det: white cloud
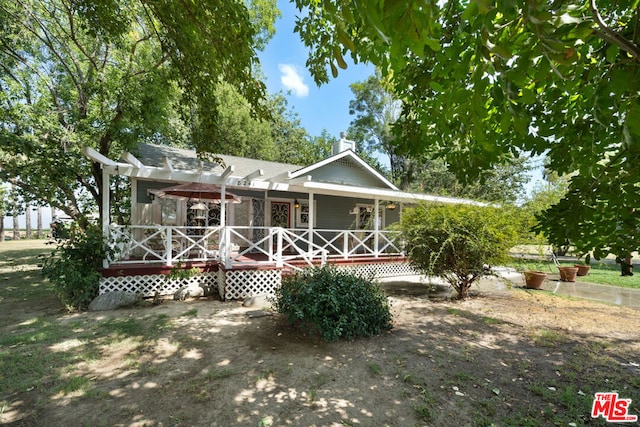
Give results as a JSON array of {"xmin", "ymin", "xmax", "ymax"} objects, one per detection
[{"xmin": 278, "ymin": 64, "xmax": 309, "ymax": 97}]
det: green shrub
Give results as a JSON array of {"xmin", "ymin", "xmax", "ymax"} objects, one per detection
[
  {"xmin": 42, "ymin": 223, "xmax": 107, "ymax": 311},
  {"xmin": 273, "ymin": 266, "xmax": 393, "ymax": 341},
  {"xmin": 401, "ymin": 203, "xmax": 520, "ymax": 300}
]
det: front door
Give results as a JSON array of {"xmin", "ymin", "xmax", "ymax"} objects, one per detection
[{"xmin": 270, "ymin": 201, "xmax": 291, "ymax": 228}]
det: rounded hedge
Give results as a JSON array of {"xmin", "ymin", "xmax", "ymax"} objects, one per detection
[{"xmin": 272, "ymin": 266, "xmax": 393, "ymax": 341}]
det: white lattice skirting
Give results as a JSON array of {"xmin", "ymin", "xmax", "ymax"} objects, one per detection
[
  {"xmin": 220, "ymin": 269, "xmax": 282, "ymax": 301},
  {"xmin": 335, "ymin": 262, "xmax": 418, "ymax": 278},
  {"xmin": 99, "ymin": 272, "xmax": 220, "ymax": 298},
  {"xmin": 99, "ymin": 262, "xmax": 416, "ymax": 300}
]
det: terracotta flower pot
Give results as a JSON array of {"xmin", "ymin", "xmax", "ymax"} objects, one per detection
[
  {"xmin": 524, "ymin": 271, "xmax": 547, "ymax": 289},
  {"xmin": 558, "ymin": 266, "xmax": 579, "ymax": 282},
  {"xmin": 574, "ymin": 264, "xmax": 591, "ymax": 276}
]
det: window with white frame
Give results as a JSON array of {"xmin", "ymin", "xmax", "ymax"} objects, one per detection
[{"xmin": 296, "ymin": 201, "xmax": 316, "ymax": 227}]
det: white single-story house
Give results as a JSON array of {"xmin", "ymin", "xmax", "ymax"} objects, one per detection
[{"xmin": 85, "ymin": 135, "xmax": 484, "ymax": 300}]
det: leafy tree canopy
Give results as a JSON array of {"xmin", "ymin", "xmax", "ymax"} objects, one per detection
[
  {"xmin": 347, "ymin": 71, "xmax": 529, "ymax": 202},
  {"xmin": 0, "ymin": 0, "xmax": 277, "ymax": 221},
  {"xmin": 293, "ymin": 0, "xmax": 640, "ymax": 260},
  {"xmin": 212, "ymin": 85, "xmax": 332, "ymax": 165}
]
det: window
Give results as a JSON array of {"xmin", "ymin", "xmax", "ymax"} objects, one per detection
[{"xmin": 296, "ymin": 202, "xmax": 316, "ymax": 227}]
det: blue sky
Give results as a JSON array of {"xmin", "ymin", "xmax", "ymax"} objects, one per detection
[{"xmin": 258, "ymin": 0, "xmax": 374, "ymax": 140}]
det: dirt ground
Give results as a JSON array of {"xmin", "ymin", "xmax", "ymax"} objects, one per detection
[{"xmin": 2, "ymin": 270, "xmax": 640, "ymax": 426}]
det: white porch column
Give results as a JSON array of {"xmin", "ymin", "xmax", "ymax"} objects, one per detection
[
  {"xmin": 374, "ymin": 199, "xmax": 380, "ymax": 258},
  {"xmin": 307, "ymin": 192, "xmax": 314, "ymax": 258},
  {"xmin": 130, "ymin": 179, "xmax": 137, "ymax": 225},
  {"xmin": 101, "ymin": 167, "xmax": 110, "ymax": 268},
  {"xmin": 219, "ymin": 183, "xmax": 227, "ymax": 267},
  {"xmin": 220, "ymin": 183, "xmax": 227, "ymax": 227}
]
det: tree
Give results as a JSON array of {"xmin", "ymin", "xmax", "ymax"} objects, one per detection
[
  {"xmin": 400, "ymin": 203, "xmax": 520, "ymax": 300},
  {"xmin": 6, "ymin": 187, "xmax": 22, "ymax": 240},
  {"xmin": 348, "ymin": 73, "xmax": 529, "ymax": 202},
  {"xmin": 522, "ymin": 171, "xmax": 571, "ymax": 253},
  {"xmin": 292, "ymin": 1, "xmax": 640, "ymax": 263},
  {"xmin": 284, "ymin": 129, "xmax": 333, "ymax": 166},
  {"xmin": 409, "ymin": 156, "xmax": 531, "ymax": 205},
  {"xmin": 0, "ymin": 0, "xmax": 277, "ymax": 224},
  {"xmin": 347, "ymin": 71, "xmax": 408, "ymax": 188},
  {"xmin": 197, "ymin": 85, "xmax": 331, "ymax": 166},
  {"xmin": 0, "ymin": 184, "xmax": 5, "ymax": 241}
]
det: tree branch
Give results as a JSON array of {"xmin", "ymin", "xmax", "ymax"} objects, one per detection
[{"xmin": 590, "ymin": 0, "xmax": 640, "ymax": 60}]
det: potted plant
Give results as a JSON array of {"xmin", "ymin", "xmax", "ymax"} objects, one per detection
[
  {"xmin": 524, "ymin": 270, "xmax": 547, "ymax": 289},
  {"xmin": 573, "ymin": 263, "xmax": 591, "ymax": 276},
  {"xmin": 558, "ymin": 265, "xmax": 579, "ymax": 282}
]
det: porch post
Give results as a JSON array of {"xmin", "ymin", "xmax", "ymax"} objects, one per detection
[
  {"xmin": 307, "ymin": 192, "xmax": 314, "ymax": 259},
  {"xmin": 275, "ymin": 228, "xmax": 283, "ymax": 268},
  {"xmin": 374, "ymin": 199, "xmax": 380, "ymax": 258},
  {"xmin": 220, "ymin": 183, "xmax": 226, "ymax": 227},
  {"xmin": 130, "ymin": 178, "xmax": 137, "ymax": 225},
  {"xmin": 220, "ymin": 183, "xmax": 227, "ymax": 267},
  {"xmin": 224, "ymin": 226, "xmax": 232, "ymax": 269},
  {"xmin": 101, "ymin": 167, "xmax": 110, "ymax": 268}
]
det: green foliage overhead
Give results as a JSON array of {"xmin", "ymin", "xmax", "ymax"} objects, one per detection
[
  {"xmin": 346, "ymin": 71, "xmax": 405, "ymax": 187},
  {"xmin": 0, "ymin": 0, "xmax": 277, "ymax": 221},
  {"xmin": 293, "ymin": 0, "xmax": 640, "ymax": 261},
  {"xmin": 400, "ymin": 204, "xmax": 521, "ymax": 299},
  {"xmin": 273, "ymin": 266, "xmax": 393, "ymax": 341},
  {"xmin": 347, "ymin": 72, "xmax": 530, "ymax": 202},
  {"xmin": 42, "ymin": 223, "xmax": 108, "ymax": 311}
]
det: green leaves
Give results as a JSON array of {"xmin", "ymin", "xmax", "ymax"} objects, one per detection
[
  {"xmin": 273, "ymin": 266, "xmax": 392, "ymax": 341},
  {"xmin": 401, "ymin": 204, "xmax": 521, "ymax": 299},
  {"xmin": 0, "ymin": 0, "xmax": 277, "ymax": 220},
  {"xmin": 294, "ymin": 0, "xmax": 640, "ymax": 258},
  {"xmin": 42, "ymin": 224, "xmax": 107, "ymax": 310}
]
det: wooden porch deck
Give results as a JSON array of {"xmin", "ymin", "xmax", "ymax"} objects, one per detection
[{"xmin": 101, "ymin": 252, "xmax": 408, "ymax": 278}]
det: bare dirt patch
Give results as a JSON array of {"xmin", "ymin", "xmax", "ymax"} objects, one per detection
[{"xmin": 2, "ymin": 257, "xmax": 640, "ymax": 426}]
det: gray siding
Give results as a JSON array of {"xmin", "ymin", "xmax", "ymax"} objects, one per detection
[{"xmin": 310, "ymin": 163, "xmax": 388, "ymax": 188}]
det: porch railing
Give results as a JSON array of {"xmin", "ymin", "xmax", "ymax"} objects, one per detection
[{"xmin": 106, "ymin": 225, "xmax": 404, "ymax": 269}]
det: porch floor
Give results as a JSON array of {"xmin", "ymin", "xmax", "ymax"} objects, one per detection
[{"xmin": 101, "ymin": 252, "xmax": 408, "ymax": 277}]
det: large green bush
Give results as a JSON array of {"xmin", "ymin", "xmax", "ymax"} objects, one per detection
[
  {"xmin": 401, "ymin": 203, "xmax": 520, "ymax": 300},
  {"xmin": 273, "ymin": 266, "xmax": 392, "ymax": 341},
  {"xmin": 42, "ymin": 223, "xmax": 107, "ymax": 311}
]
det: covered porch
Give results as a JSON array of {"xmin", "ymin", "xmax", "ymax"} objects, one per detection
[{"xmin": 85, "ymin": 142, "xmax": 483, "ymax": 300}]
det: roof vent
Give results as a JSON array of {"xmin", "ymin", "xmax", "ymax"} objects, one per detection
[{"xmin": 332, "ymin": 132, "xmax": 356, "ymax": 155}]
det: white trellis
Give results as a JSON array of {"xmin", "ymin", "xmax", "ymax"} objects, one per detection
[
  {"xmin": 98, "ymin": 261, "xmax": 417, "ymax": 300},
  {"xmin": 99, "ymin": 272, "xmax": 220, "ymax": 298},
  {"xmin": 219, "ymin": 269, "xmax": 282, "ymax": 301}
]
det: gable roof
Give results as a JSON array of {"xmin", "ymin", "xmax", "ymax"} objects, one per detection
[
  {"xmin": 84, "ymin": 142, "xmax": 486, "ymax": 206},
  {"xmin": 132, "ymin": 143, "xmax": 397, "ymax": 191},
  {"xmin": 134, "ymin": 143, "xmax": 303, "ymax": 179},
  {"xmin": 291, "ymin": 149, "xmax": 398, "ymax": 191}
]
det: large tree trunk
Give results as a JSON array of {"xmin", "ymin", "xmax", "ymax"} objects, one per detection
[
  {"xmin": 37, "ymin": 206, "xmax": 43, "ymax": 239},
  {"xmin": 12, "ymin": 205, "xmax": 20, "ymax": 240},
  {"xmin": 25, "ymin": 205, "xmax": 32, "ymax": 239},
  {"xmin": 617, "ymin": 256, "xmax": 634, "ymax": 276},
  {"xmin": 0, "ymin": 215, "xmax": 4, "ymax": 241}
]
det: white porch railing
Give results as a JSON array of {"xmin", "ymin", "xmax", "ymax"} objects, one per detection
[{"xmin": 107, "ymin": 225, "xmax": 404, "ymax": 270}]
